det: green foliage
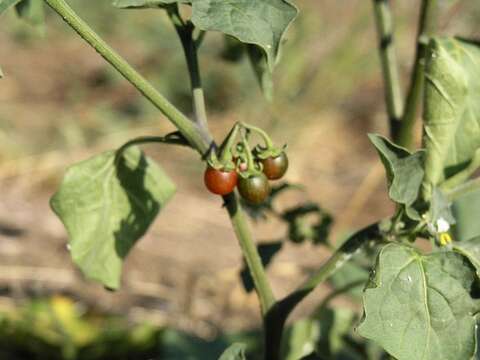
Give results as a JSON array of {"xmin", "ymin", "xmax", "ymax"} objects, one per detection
[
  {"xmin": 15, "ymin": 0, "xmax": 44, "ymax": 25},
  {"xmin": 452, "ymin": 187, "xmax": 480, "ymax": 241},
  {"xmin": 160, "ymin": 329, "xmax": 228, "ymax": 359},
  {"xmin": 358, "ymin": 243, "xmax": 480, "ymax": 360},
  {"xmin": 7, "ymin": 1, "xmax": 480, "ymax": 359},
  {"xmin": 160, "ymin": 329, "xmax": 261, "ymax": 360},
  {"xmin": 218, "ymin": 343, "xmax": 247, "ymax": 360},
  {"xmin": 220, "ymin": 36, "xmax": 245, "ymax": 62},
  {"xmin": 113, "ymin": 0, "xmax": 297, "ymax": 70},
  {"xmin": 282, "ymin": 317, "xmax": 321, "ymax": 360},
  {"xmin": 423, "ymin": 37, "xmax": 480, "ymax": 198},
  {"xmin": 192, "ymin": 0, "xmax": 297, "ymax": 72},
  {"xmin": 113, "ymin": 0, "xmax": 297, "ymax": 99},
  {"xmin": 0, "ymin": 297, "xmax": 164, "ymax": 360},
  {"xmin": 192, "ymin": 0, "xmax": 298, "ymax": 101},
  {"xmin": 0, "ymin": 0, "xmax": 21, "ymax": 15},
  {"xmin": 327, "ymin": 261, "xmax": 370, "ymax": 301},
  {"xmin": 452, "ymin": 236, "xmax": 480, "ymax": 276},
  {"xmin": 281, "ymin": 306, "xmax": 381, "ymax": 360},
  {"xmin": 424, "ymin": 187, "xmax": 456, "ymax": 235},
  {"xmin": 50, "ymin": 146, "xmax": 176, "ymax": 289},
  {"xmin": 368, "ymin": 134, "xmax": 424, "ymax": 209}
]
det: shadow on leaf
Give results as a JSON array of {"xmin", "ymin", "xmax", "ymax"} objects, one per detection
[{"xmin": 114, "ymin": 151, "xmax": 161, "ymax": 259}]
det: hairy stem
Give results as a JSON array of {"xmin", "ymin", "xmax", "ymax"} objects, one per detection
[
  {"xmin": 372, "ymin": 0, "xmax": 404, "ymax": 138},
  {"xmin": 44, "ymin": 0, "xmax": 212, "ymax": 153},
  {"xmin": 396, "ymin": 0, "xmax": 437, "ymax": 149},
  {"xmin": 264, "ymin": 222, "xmax": 383, "ymax": 360}
]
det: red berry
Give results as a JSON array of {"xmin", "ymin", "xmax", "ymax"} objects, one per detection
[{"xmin": 204, "ymin": 166, "xmax": 238, "ymax": 195}]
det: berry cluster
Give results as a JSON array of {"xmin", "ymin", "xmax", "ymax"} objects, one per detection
[{"xmin": 204, "ymin": 122, "xmax": 288, "ymax": 204}]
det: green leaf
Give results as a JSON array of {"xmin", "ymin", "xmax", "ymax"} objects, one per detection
[
  {"xmin": 423, "ymin": 37, "xmax": 480, "ymax": 198},
  {"xmin": 113, "ymin": 0, "xmax": 297, "ymax": 84},
  {"xmin": 218, "ymin": 343, "xmax": 247, "ymax": 360},
  {"xmin": 161, "ymin": 329, "xmax": 227, "ymax": 359},
  {"xmin": 368, "ymin": 134, "xmax": 425, "ymax": 207},
  {"xmin": 281, "ymin": 308, "xmax": 360, "ymax": 360},
  {"xmin": 281, "ymin": 318, "xmax": 321, "ymax": 360},
  {"xmin": 50, "ymin": 146, "xmax": 176, "ymax": 289},
  {"xmin": 328, "ymin": 239, "xmax": 379, "ymax": 301},
  {"xmin": 426, "ymin": 187, "xmax": 455, "ymax": 233},
  {"xmin": 452, "ymin": 187, "xmax": 480, "ymax": 242},
  {"xmin": 160, "ymin": 330, "xmax": 261, "ymax": 359},
  {"xmin": 298, "ymin": 354, "xmax": 325, "ymax": 360},
  {"xmin": 0, "ymin": 0, "xmax": 21, "ymax": 15},
  {"xmin": 220, "ymin": 35, "xmax": 245, "ymax": 63},
  {"xmin": 453, "ymin": 236, "xmax": 480, "ymax": 276},
  {"xmin": 191, "ymin": 0, "xmax": 297, "ymax": 71},
  {"xmin": 314, "ymin": 307, "xmax": 358, "ymax": 359},
  {"xmin": 358, "ymin": 243, "xmax": 480, "ymax": 360},
  {"xmin": 15, "ymin": 0, "xmax": 44, "ymax": 26}
]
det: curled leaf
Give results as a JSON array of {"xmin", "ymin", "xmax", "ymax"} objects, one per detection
[{"xmin": 369, "ymin": 134, "xmax": 425, "ymax": 207}]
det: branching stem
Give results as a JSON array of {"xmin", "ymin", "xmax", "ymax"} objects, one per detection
[
  {"xmin": 372, "ymin": 0, "xmax": 404, "ymax": 138},
  {"xmin": 396, "ymin": 0, "xmax": 438, "ymax": 149},
  {"xmin": 44, "ymin": 0, "xmax": 212, "ymax": 153},
  {"xmin": 44, "ymin": 0, "xmax": 275, "ymax": 321},
  {"xmin": 167, "ymin": 5, "xmax": 209, "ymax": 134}
]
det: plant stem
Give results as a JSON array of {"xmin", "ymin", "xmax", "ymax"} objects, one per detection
[
  {"xmin": 169, "ymin": 11, "xmax": 276, "ymax": 313},
  {"xmin": 45, "ymin": 0, "xmax": 275, "ymax": 319},
  {"xmin": 264, "ymin": 222, "xmax": 383, "ymax": 360},
  {"xmin": 372, "ymin": 0, "xmax": 404, "ymax": 138},
  {"xmin": 115, "ymin": 134, "xmax": 191, "ymax": 159},
  {"xmin": 240, "ymin": 122, "xmax": 274, "ymax": 149},
  {"xmin": 396, "ymin": 0, "xmax": 437, "ymax": 149},
  {"xmin": 44, "ymin": 0, "xmax": 212, "ymax": 154},
  {"xmin": 167, "ymin": 5, "xmax": 210, "ymax": 134},
  {"xmin": 223, "ymin": 192, "xmax": 276, "ymax": 314},
  {"xmin": 167, "ymin": 6, "xmax": 275, "ymax": 314},
  {"xmin": 218, "ymin": 122, "xmax": 240, "ymax": 163},
  {"xmin": 241, "ymin": 130, "xmax": 257, "ymax": 172}
]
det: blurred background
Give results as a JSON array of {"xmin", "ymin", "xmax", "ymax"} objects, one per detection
[{"xmin": 0, "ymin": 1, "xmax": 479, "ymax": 359}]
